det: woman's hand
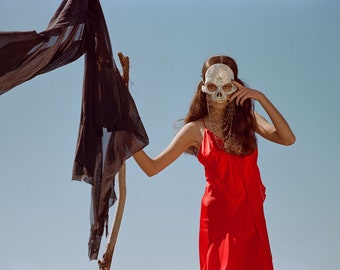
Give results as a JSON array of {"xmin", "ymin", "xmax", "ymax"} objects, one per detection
[{"xmin": 230, "ymin": 80, "xmax": 263, "ymax": 106}]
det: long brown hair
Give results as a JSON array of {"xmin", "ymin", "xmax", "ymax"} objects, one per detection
[{"xmin": 184, "ymin": 55, "xmax": 257, "ymax": 156}]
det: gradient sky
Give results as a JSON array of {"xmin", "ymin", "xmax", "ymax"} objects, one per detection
[{"xmin": 0, "ymin": 0, "xmax": 339, "ymax": 270}]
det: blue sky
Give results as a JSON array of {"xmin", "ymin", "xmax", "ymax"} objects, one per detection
[{"xmin": 0, "ymin": 0, "xmax": 339, "ymax": 269}]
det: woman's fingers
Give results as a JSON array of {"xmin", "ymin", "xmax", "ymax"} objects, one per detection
[
  {"xmin": 230, "ymin": 80, "xmax": 262, "ymax": 106},
  {"xmin": 230, "ymin": 87, "xmax": 248, "ymax": 106}
]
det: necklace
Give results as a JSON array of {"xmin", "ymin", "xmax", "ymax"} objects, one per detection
[{"xmin": 207, "ymin": 101, "xmax": 243, "ymax": 155}]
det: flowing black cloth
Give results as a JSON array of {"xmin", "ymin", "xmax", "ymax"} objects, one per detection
[{"xmin": 0, "ymin": 0, "xmax": 148, "ymax": 260}]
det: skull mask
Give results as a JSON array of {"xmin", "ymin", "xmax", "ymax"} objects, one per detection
[{"xmin": 201, "ymin": 63, "xmax": 237, "ymax": 103}]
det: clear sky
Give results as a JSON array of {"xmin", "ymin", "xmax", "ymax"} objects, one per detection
[{"xmin": 0, "ymin": 0, "xmax": 339, "ymax": 269}]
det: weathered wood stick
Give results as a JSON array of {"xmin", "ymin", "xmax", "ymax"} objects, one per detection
[{"xmin": 98, "ymin": 52, "xmax": 129, "ymax": 270}]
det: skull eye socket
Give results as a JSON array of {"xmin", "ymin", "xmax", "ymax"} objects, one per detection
[
  {"xmin": 222, "ymin": 83, "xmax": 232, "ymax": 91},
  {"xmin": 206, "ymin": 83, "xmax": 217, "ymax": 91}
]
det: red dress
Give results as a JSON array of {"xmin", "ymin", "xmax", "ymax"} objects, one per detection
[{"xmin": 197, "ymin": 129, "xmax": 274, "ymax": 270}]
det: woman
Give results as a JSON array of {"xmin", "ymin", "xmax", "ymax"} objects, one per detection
[{"xmin": 133, "ymin": 55, "xmax": 295, "ymax": 270}]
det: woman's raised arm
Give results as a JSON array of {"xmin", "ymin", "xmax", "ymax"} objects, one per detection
[{"xmin": 231, "ymin": 81, "xmax": 296, "ymax": 146}]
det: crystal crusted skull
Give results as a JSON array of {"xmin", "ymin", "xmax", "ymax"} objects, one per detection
[{"xmin": 201, "ymin": 63, "xmax": 237, "ymax": 103}]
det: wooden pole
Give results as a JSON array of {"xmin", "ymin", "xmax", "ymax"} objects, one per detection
[{"xmin": 98, "ymin": 52, "xmax": 129, "ymax": 270}]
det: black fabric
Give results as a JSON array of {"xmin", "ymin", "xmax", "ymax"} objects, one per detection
[{"xmin": 0, "ymin": 0, "xmax": 148, "ymax": 260}]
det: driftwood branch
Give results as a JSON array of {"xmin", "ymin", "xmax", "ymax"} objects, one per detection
[{"xmin": 98, "ymin": 52, "xmax": 130, "ymax": 270}]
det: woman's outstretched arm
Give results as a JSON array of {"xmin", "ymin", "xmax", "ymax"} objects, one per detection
[{"xmin": 133, "ymin": 121, "xmax": 202, "ymax": 177}]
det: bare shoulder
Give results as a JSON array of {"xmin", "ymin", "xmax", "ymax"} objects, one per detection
[
  {"xmin": 182, "ymin": 120, "xmax": 205, "ymax": 134},
  {"xmin": 179, "ymin": 120, "xmax": 205, "ymax": 148}
]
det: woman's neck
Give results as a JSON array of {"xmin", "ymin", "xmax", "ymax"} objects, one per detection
[{"xmin": 208, "ymin": 106, "xmax": 225, "ymax": 123}]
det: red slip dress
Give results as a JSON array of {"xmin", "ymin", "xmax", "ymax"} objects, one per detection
[{"xmin": 197, "ymin": 129, "xmax": 274, "ymax": 270}]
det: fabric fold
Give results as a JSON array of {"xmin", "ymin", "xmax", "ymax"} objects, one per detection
[{"xmin": 0, "ymin": 0, "xmax": 148, "ymax": 260}]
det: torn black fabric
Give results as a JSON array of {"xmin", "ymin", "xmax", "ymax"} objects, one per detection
[{"xmin": 0, "ymin": 0, "xmax": 148, "ymax": 260}]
